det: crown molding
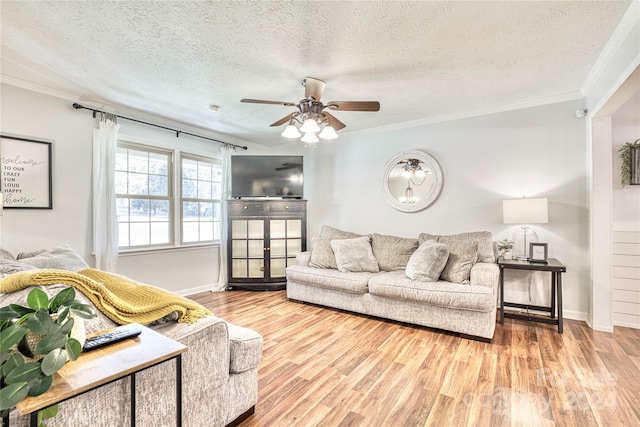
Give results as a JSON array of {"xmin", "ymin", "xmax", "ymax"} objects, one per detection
[
  {"xmin": 0, "ymin": 75, "xmax": 253, "ymax": 148},
  {"xmin": 344, "ymin": 90, "xmax": 584, "ymax": 137},
  {"xmin": 581, "ymin": 1, "xmax": 640, "ymax": 96}
]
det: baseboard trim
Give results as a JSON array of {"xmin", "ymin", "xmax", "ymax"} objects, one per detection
[{"xmin": 178, "ymin": 284, "xmax": 214, "ymax": 297}]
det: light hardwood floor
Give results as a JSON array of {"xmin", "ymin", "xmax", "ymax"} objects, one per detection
[{"xmin": 189, "ymin": 290, "xmax": 640, "ymax": 427}]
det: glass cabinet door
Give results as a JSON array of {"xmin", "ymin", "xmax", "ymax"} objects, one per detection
[
  {"xmin": 231, "ymin": 219, "xmax": 265, "ymax": 278},
  {"xmin": 269, "ymin": 219, "xmax": 302, "ymax": 278}
]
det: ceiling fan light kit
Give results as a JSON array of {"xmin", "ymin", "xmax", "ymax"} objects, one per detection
[{"xmin": 241, "ymin": 77, "xmax": 380, "ymax": 147}]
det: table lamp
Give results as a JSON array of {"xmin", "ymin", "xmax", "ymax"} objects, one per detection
[{"xmin": 503, "ymin": 197, "xmax": 548, "ymax": 260}]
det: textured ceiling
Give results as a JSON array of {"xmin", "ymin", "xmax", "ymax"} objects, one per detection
[{"xmin": 0, "ymin": 1, "xmax": 633, "ymax": 147}]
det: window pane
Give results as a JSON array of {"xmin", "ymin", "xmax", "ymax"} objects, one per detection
[
  {"xmin": 198, "ymin": 162, "xmax": 212, "ymax": 180},
  {"xmin": 183, "ymin": 178, "xmax": 197, "ymax": 198},
  {"xmin": 199, "ymin": 222, "xmax": 214, "ymax": 241},
  {"xmin": 151, "ymin": 200, "xmax": 169, "ymax": 221},
  {"xmin": 213, "ymin": 204, "xmax": 221, "ymax": 221},
  {"xmin": 182, "ymin": 158, "xmax": 197, "ymax": 179},
  {"xmin": 116, "ymin": 148, "xmax": 128, "ymax": 171},
  {"xmin": 212, "ymin": 182, "xmax": 222, "ymax": 199},
  {"xmin": 214, "ymin": 221, "xmax": 221, "ymax": 241},
  {"xmin": 128, "ymin": 150, "xmax": 148, "ymax": 173},
  {"xmin": 130, "ymin": 222, "xmax": 150, "ymax": 246},
  {"xmin": 128, "ymin": 172, "xmax": 148, "ymax": 195},
  {"xmin": 149, "ymin": 175, "xmax": 168, "ymax": 196},
  {"xmin": 183, "ymin": 202, "xmax": 199, "ymax": 221},
  {"xmin": 151, "ymin": 222, "xmax": 170, "ymax": 244},
  {"xmin": 131, "ymin": 199, "xmax": 149, "ymax": 222},
  {"xmin": 116, "ymin": 198, "xmax": 129, "ymax": 222},
  {"xmin": 197, "ymin": 180, "xmax": 212, "ymax": 199},
  {"xmin": 212, "ymin": 168, "xmax": 222, "ymax": 183},
  {"xmin": 200, "ymin": 202, "xmax": 213, "ymax": 220},
  {"xmin": 149, "ymin": 152, "xmax": 168, "ymax": 175},
  {"xmin": 118, "ymin": 223, "xmax": 129, "ymax": 247},
  {"xmin": 183, "ymin": 222, "xmax": 198, "ymax": 242}
]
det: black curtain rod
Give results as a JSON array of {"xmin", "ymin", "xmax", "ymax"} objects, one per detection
[{"xmin": 72, "ymin": 103, "xmax": 248, "ymax": 150}]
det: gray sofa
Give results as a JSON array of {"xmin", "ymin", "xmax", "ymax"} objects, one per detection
[
  {"xmin": 286, "ymin": 226, "xmax": 500, "ymax": 340},
  {"xmin": 1, "ymin": 245, "xmax": 262, "ymax": 427}
]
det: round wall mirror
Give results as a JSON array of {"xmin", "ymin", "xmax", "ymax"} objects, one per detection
[{"xmin": 381, "ymin": 150, "xmax": 443, "ymax": 212}]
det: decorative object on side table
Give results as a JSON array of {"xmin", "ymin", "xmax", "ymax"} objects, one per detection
[
  {"xmin": 619, "ymin": 138, "xmax": 640, "ymax": 186},
  {"xmin": 497, "ymin": 238, "xmax": 514, "ymax": 260},
  {"xmin": 529, "ymin": 242, "xmax": 548, "ymax": 264},
  {"xmin": 0, "ymin": 287, "xmax": 97, "ymax": 425},
  {"xmin": 502, "ymin": 197, "xmax": 548, "ymax": 260}
]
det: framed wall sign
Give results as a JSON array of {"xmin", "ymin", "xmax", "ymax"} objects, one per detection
[
  {"xmin": 529, "ymin": 242, "xmax": 548, "ymax": 264},
  {"xmin": 0, "ymin": 135, "xmax": 52, "ymax": 209}
]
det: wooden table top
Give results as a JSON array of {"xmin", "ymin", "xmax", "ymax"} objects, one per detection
[{"xmin": 16, "ymin": 323, "xmax": 187, "ymax": 416}]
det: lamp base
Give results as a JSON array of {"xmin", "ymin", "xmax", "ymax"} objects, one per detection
[{"xmin": 512, "ymin": 226, "xmax": 538, "ymax": 260}]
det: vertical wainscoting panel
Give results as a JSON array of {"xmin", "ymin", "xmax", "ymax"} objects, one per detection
[{"xmin": 612, "ymin": 225, "xmax": 640, "ymax": 328}]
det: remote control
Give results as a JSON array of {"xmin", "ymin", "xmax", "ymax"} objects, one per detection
[{"xmin": 82, "ymin": 328, "xmax": 142, "ymax": 352}]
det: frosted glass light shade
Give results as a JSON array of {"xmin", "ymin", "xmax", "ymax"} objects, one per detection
[
  {"xmin": 281, "ymin": 124, "xmax": 301, "ymax": 138},
  {"xmin": 301, "ymin": 132, "xmax": 319, "ymax": 143},
  {"xmin": 300, "ymin": 118, "xmax": 320, "ymax": 133},
  {"xmin": 318, "ymin": 125, "xmax": 338, "ymax": 139},
  {"xmin": 503, "ymin": 197, "xmax": 548, "ymax": 224}
]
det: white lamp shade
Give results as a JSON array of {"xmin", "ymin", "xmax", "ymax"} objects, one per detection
[
  {"xmin": 281, "ymin": 124, "xmax": 301, "ymax": 138},
  {"xmin": 503, "ymin": 197, "xmax": 548, "ymax": 224},
  {"xmin": 318, "ymin": 125, "xmax": 338, "ymax": 140},
  {"xmin": 301, "ymin": 132, "xmax": 319, "ymax": 143},
  {"xmin": 300, "ymin": 118, "xmax": 320, "ymax": 133}
]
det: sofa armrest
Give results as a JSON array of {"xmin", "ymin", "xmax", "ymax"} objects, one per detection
[
  {"xmin": 296, "ymin": 251, "xmax": 311, "ymax": 266},
  {"xmin": 470, "ymin": 262, "xmax": 499, "ymax": 289}
]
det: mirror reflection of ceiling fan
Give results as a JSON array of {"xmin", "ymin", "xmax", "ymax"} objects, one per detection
[{"xmin": 241, "ymin": 77, "xmax": 380, "ymax": 144}]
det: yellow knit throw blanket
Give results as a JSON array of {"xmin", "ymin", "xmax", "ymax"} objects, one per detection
[{"xmin": 0, "ymin": 268, "xmax": 212, "ymax": 325}]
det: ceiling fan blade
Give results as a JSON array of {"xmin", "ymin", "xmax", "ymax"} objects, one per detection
[
  {"xmin": 323, "ymin": 112, "xmax": 346, "ymax": 131},
  {"xmin": 270, "ymin": 112, "xmax": 299, "ymax": 127},
  {"xmin": 304, "ymin": 77, "xmax": 326, "ymax": 101},
  {"xmin": 326, "ymin": 101, "xmax": 380, "ymax": 112},
  {"xmin": 241, "ymin": 98, "xmax": 296, "ymax": 107}
]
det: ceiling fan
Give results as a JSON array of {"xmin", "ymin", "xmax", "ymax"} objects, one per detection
[{"xmin": 241, "ymin": 77, "xmax": 380, "ymax": 144}]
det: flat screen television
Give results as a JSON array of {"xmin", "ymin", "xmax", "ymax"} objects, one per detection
[{"xmin": 231, "ymin": 155, "xmax": 303, "ymax": 198}]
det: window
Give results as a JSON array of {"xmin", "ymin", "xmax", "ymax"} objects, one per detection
[
  {"xmin": 115, "ymin": 142, "xmax": 221, "ymax": 250},
  {"xmin": 181, "ymin": 155, "xmax": 222, "ymax": 243},
  {"xmin": 116, "ymin": 144, "xmax": 172, "ymax": 248}
]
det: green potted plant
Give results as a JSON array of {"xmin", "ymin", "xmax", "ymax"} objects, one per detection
[
  {"xmin": 619, "ymin": 138, "xmax": 640, "ymax": 187},
  {"xmin": 497, "ymin": 239, "xmax": 514, "ymax": 260},
  {"xmin": 0, "ymin": 287, "xmax": 97, "ymax": 426}
]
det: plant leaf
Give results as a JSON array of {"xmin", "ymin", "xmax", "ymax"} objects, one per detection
[
  {"xmin": 65, "ymin": 338, "xmax": 82, "ymax": 361},
  {"xmin": 41, "ymin": 348, "xmax": 67, "ymax": 376},
  {"xmin": 39, "ymin": 403, "xmax": 58, "ymax": 419},
  {"xmin": 59, "ymin": 317, "xmax": 74, "ymax": 335},
  {"xmin": 69, "ymin": 304, "xmax": 97, "ymax": 319},
  {"xmin": 26, "ymin": 309, "xmax": 57, "ymax": 335},
  {"xmin": 3, "ymin": 352, "xmax": 25, "ymax": 377},
  {"xmin": 8, "ymin": 304, "xmax": 35, "ymax": 317},
  {"xmin": 0, "ymin": 305, "xmax": 23, "ymax": 321},
  {"xmin": 56, "ymin": 306, "xmax": 70, "ymax": 324},
  {"xmin": 0, "ymin": 382, "xmax": 30, "ymax": 410},
  {"xmin": 26, "ymin": 288, "xmax": 49, "ymax": 311},
  {"xmin": 4, "ymin": 362, "xmax": 42, "ymax": 384},
  {"xmin": 35, "ymin": 333, "xmax": 67, "ymax": 355},
  {"xmin": 27, "ymin": 374, "xmax": 53, "ymax": 396},
  {"xmin": 0, "ymin": 324, "xmax": 27, "ymax": 350},
  {"xmin": 49, "ymin": 288, "xmax": 75, "ymax": 313}
]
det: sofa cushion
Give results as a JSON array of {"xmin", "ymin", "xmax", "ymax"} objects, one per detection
[
  {"xmin": 418, "ymin": 231, "xmax": 495, "ymax": 263},
  {"xmin": 286, "ymin": 265, "xmax": 376, "ymax": 294},
  {"xmin": 319, "ymin": 225, "xmax": 363, "ymax": 240},
  {"xmin": 309, "ymin": 237, "xmax": 337, "ymax": 269},
  {"xmin": 371, "ymin": 233, "xmax": 419, "ymax": 271},
  {"xmin": 16, "ymin": 244, "xmax": 90, "ymax": 271},
  {"xmin": 405, "ymin": 240, "xmax": 449, "ymax": 281},
  {"xmin": 330, "ymin": 236, "xmax": 380, "ymax": 273},
  {"xmin": 368, "ymin": 271, "xmax": 495, "ymax": 312},
  {"xmin": 226, "ymin": 323, "xmax": 263, "ymax": 374},
  {"xmin": 439, "ymin": 240, "xmax": 478, "ymax": 284}
]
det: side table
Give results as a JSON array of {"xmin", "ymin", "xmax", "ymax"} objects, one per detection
[
  {"xmin": 12, "ymin": 323, "xmax": 187, "ymax": 427},
  {"xmin": 498, "ymin": 257, "xmax": 567, "ymax": 333}
]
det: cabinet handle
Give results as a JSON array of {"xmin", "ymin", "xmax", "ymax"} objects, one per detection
[
  {"xmin": 243, "ymin": 206, "xmax": 248, "ymax": 210},
  {"xmin": 285, "ymin": 206, "xmax": 289, "ymax": 210}
]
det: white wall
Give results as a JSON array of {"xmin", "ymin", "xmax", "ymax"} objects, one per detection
[
  {"xmin": 0, "ymin": 83, "xmax": 239, "ymax": 294},
  {"xmin": 612, "ymin": 91, "xmax": 640, "ymax": 224},
  {"xmin": 295, "ymin": 99, "xmax": 590, "ymax": 319}
]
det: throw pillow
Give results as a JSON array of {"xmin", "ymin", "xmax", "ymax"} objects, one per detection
[
  {"xmin": 405, "ymin": 240, "xmax": 449, "ymax": 282},
  {"xmin": 309, "ymin": 237, "xmax": 338, "ymax": 269},
  {"xmin": 319, "ymin": 225, "xmax": 363, "ymax": 240},
  {"xmin": 439, "ymin": 240, "xmax": 478, "ymax": 284},
  {"xmin": 0, "ymin": 259, "xmax": 37, "ymax": 278},
  {"xmin": 418, "ymin": 231, "xmax": 494, "ymax": 263},
  {"xmin": 0, "ymin": 248, "xmax": 15, "ymax": 260},
  {"xmin": 19, "ymin": 244, "xmax": 89, "ymax": 271},
  {"xmin": 330, "ymin": 236, "xmax": 380, "ymax": 273},
  {"xmin": 371, "ymin": 233, "xmax": 419, "ymax": 271}
]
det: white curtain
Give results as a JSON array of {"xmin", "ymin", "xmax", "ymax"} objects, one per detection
[
  {"xmin": 92, "ymin": 113, "xmax": 120, "ymax": 272},
  {"xmin": 213, "ymin": 144, "xmax": 236, "ymax": 291}
]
